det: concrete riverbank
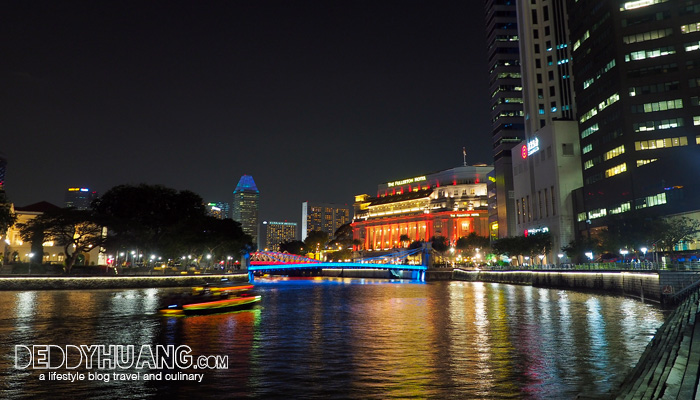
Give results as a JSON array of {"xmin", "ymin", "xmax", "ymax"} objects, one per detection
[
  {"xmin": 453, "ymin": 269, "xmax": 700, "ymax": 304},
  {"xmin": 0, "ymin": 274, "xmax": 248, "ymax": 290}
]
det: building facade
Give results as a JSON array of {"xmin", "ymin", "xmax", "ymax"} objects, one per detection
[
  {"xmin": 2, "ymin": 201, "xmax": 104, "ymax": 265},
  {"xmin": 65, "ymin": 187, "xmax": 98, "ymax": 210},
  {"xmin": 260, "ymin": 221, "xmax": 298, "ymax": 252},
  {"xmin": 232, "ymin": 175, "xmax": 260, "ymax": 244},
  {"xmin": 485, "ymin": 0, "xmax": 527, "ymax": 239},
  {"xmin": 352, "ymin": 165, "xmax": 493, "ymax": 251},
  {"xmin": 568, "ymin": 0, "xmax": 700, "ymax": 235},
  {"xmin": 206, "ymin": 202, "xmax": 230, "ymax": 220},
  {"xmin": 301, "ymin": 202, "xmax": 351, "ymax": 241}
]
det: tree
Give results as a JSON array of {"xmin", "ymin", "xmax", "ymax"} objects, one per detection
[
  {"xmin": 429, "ymin": 236, "xmax": 449, "ymax": 253},
  {"xmin": 655, "ymin": 216, "xmax": 700, "ymax": 252},
  {"xmin": 93, "ymin": 184, "xmax": 209, "ymax": 257},
  {"xmin": 0, "ymin": 192, "xmax": 17, "ymax": 237},
  {"xmin": 18, "ymin": 208, "xmax": 106, "ymax": 274},
  {"xmin": 399, "ymin": 234, "xmax": 411, "ymax": 248},
  {"xmin": 279, "ymin": 240, "xmax": 305, "ymax": 255},
  {"xmin": 455, "ymin": 232, "xmax": 490, "ymax": 254},
  {"xmin": 562, "ymin": 236, "xmax": 601, "ymax": 264},
  {"xmin": 304, "ymin": 230, "xmax": 329, "ymax": 254}
]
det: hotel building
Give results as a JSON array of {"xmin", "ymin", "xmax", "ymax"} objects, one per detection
[
  {"xmin": 352, "ymin": 165, "xmax": 493, "ymax": 251},
  {"xmin": 301, "ymin": 202, "xmax": 351, "ymax": 241},
  {"xmin": 260, "ymin": 221, "xmax": 298, "ymax": 252}
]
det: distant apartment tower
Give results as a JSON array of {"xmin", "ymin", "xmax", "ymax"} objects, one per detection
[
  {"xmin": 568, "ymin": 0, "xmax": 700, "ymax": 237},
  {"xmin": 232, "ymin": 175, "xmax": 259, "ymax": 244},
  {"xmin": 260, "ymin": 221, "xmax": 298, "ymax": 251},
  {"xmin": 65, "ymin": 187, "xmax": 98, "ymax": 210},
  {"xmin": 206, "ymin": 202, "xmax": 230, "ymax": 219},
  {"xmin": 510, "ymin": 0, "xmax": 581, "ymax": 262},
  {"xmin": 301, "ymin": 202, "xmax": 351, "ymax": 241},
  {"xmin": 485, "ymin": 0, "xmax": 526, "ymax": 239}
]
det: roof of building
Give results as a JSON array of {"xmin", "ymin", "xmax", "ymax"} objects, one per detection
[
  {"xmin": 368, "ymin": 188, "xmax": 433, "ymax": 206},
  {"xmin": 14, "ymin": 201, "xmax": 61, "ymax": 213},
  {"xmin": 234, "ymin": 175, "xmax": 259, "ymax": 193}
]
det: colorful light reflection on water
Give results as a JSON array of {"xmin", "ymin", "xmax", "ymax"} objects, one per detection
[{"xmin": 0, "ymin": 278, "xmax": 666, "ymax": 399}]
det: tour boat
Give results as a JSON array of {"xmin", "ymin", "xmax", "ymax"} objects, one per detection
[{"xmin": 159, "ymin": 284, "xmax": 261, "ymax": 316}]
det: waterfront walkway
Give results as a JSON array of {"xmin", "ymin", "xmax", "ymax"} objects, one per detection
[{"xmin": 614, "ymin": 285, "xmax": 700, "ymax": 399}]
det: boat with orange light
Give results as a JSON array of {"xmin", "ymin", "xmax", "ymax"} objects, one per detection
[{"xmin": 159, "ymin": 284, "xmax": 261, "ymax": 316}]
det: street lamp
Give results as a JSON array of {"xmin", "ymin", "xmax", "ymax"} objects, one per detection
[
  {"xmin": 538, "ymin": 254, "xmax": 545, "ymax": 267},
  {"xmin": 558, "ymin": 253, "xmax": 564, "ymax": 265},
  {"xmin": 585, "ymin": 252, "xmax": 593, "ymax": 262},
  {"xmin": 620, "ymin": 249, "xmax": 629, "ymax": 263}
]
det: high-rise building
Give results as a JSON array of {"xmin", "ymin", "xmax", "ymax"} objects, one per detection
[
  {"xmin": 352, "ymin": 165, "xmax": 493, "ymax": 251},
  {"xmin": 232, "ymin": 175, "xmax": 260, "ymax": 244},
  {"xmin": 65, "ymin": 187, "xmax": 98, "ymax": 210},
  {"xmin": 485, "ymin": 0, "xmax": 527, "ymax": 239},
  {"xmin": 206, "ymin": 202, "xmax": 230, "ymax": 219},
  {"xmin": 568, "ymin": 0, "xmax": 700, "ymax": 236},
  {"xmin": 0, "ymin": 153, "xmax": 7, "ymax": 193},
  {"xmin": 509, "ymin": 0, "xmax": 582, "ymax": 262},
  {"xmin": 301, "ymin": 202, "xmax": 351, "ymax": 241},
  {"xmin": 260, "ymin": 221, "xmax": 298, "ymax": 252}
]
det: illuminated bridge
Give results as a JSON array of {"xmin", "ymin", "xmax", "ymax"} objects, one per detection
[{"xmin": 247, "ymin": 248, "xmax": 428, "ymax": 282}]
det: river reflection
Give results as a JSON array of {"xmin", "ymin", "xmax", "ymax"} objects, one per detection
[{"xmin": 0, "ymin": 278, "xmax": 666, "ymax": 399}]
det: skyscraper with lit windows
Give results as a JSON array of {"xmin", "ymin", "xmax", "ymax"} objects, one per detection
[
  {"xmin": 65, "ymin": 187, "xmax": 98, "ymax": 210},
  {"xmin": 485, "ymin": 0, "xmax": 527, "ymax": 239},
  {"xmin": 232, "ymin": 175, "xmax": 260, "ymax": 244},
  {"xmin": 568, "ymin": 0, "xmax": 700, "ymax": 236}
]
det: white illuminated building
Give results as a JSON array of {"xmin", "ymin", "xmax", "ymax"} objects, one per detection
[{"xmin": 511, "ymin": 121, "xmax": 582, "ymax": 263}]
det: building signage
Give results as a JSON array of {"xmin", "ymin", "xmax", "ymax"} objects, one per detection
[
  {"xmin": 525, "ymin": 227, "xmax": 549, "ymax": 236},
  {"xmin": 387, "ymin": 176, "xmax": 426, "ymax": 187},
  {"xmin": 521, "ymin": 145, "xmax": 528, "ymax": 159},
  {"xmin": 527, "ymin": 137, "xmax": 540, "ymax": 156}
]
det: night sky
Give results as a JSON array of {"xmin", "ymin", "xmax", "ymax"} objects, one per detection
[{"xmin": 1, "ymin": 1, "xmax": 491, "ymax": 224}]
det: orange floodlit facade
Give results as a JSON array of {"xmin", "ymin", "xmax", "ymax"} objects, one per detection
[{"xmin": 352, "ymin": 165, "xmax": 493, "ymax": 251}]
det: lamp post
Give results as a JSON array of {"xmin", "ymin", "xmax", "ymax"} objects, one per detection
[
  {"xmin": 558, "ymin": 253, "xmax": 564, "ymax": 266},
  {"xmin": 620, "ymin": 249, "xmax": 629, "ymax": 263},
  {"xmin": 538, "ymin": 254, "xmax": 545, "ymax": 268}
]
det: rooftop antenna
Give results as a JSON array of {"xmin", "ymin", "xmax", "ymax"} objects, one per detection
[{"xmin": 462, "ymin": 147, "xmax": 467, "ymax": 166}]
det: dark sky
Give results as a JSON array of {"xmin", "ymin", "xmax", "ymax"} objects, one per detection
[{"xmin": 1, "ymin": 1, "xmax": 491, "ymax": 224}]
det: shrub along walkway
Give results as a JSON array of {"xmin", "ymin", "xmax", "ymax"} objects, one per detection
[{"xmin": 614, "ymin": 287, "xmax": 700, "ymax": 399}]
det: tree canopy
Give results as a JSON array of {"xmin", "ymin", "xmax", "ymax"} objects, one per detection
[{"xmin": 18, "ymin": 208, "xmax": 106, "ymax": 274}]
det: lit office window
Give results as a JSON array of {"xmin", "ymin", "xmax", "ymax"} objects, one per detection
[
  {"xmin": 605, "ymin": 163, "xmax": 627, "ymax": 178},
  {"xmin": 686, "ymin": 41, "xmax": 700, "ymax": 52},
  {"xmin": 581, "ymin": 123, "xmax": 599, "ymax": 139},
  {"xmin": 635, "ymin": 136, "xmax": 688, "ymax": 150},
  {"xmin": 588, "ymin": 208, "xmax": 607, "ymax": 220},
  {"xmin": 604, "ymin": 145, "xmax": 625, "ymax": 161},
  {"xmin": 623, "ymin": 28, "xmax": 673, "ymax": 44},
  {"xmin": 625, "ymin": 46, "xmax": 676, "ymax": 61},
  {"xmin": 636, "ymin": 159, "xmax": 658, "ymax": 167},
  {"xmin": 609, "ymin": 202, "xmax": 631, "ymax": 215},
  {"xmin": 582, "ymin": 144, "xmax": 593, "ymax": 154},
  {"xmin": 630, "ymin": 99, "xmax": 683, "ymax": 113},
  {"xmin": 620, "ymin": 0, "xmax": 668, "ymax": 11},
  {"xmin": 680, "ymin": 22, "xmax": 700, "ymax": 34},
  {"xmin": 633, "ymin": 118, "xmax": 684, "ymax": 132}
]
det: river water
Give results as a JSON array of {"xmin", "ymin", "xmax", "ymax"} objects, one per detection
[{"xmin": 0, "ymin": 277, "xmax": 666, "ymax": 399}]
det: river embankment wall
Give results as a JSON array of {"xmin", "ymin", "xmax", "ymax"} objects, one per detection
[
  {"xmin": 453, "ymin": 269, "xmax": 663, "ymax": 302},
  {"xmin": 0, "ymin": 274, "xmax": 247, "ymax": 291}
]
